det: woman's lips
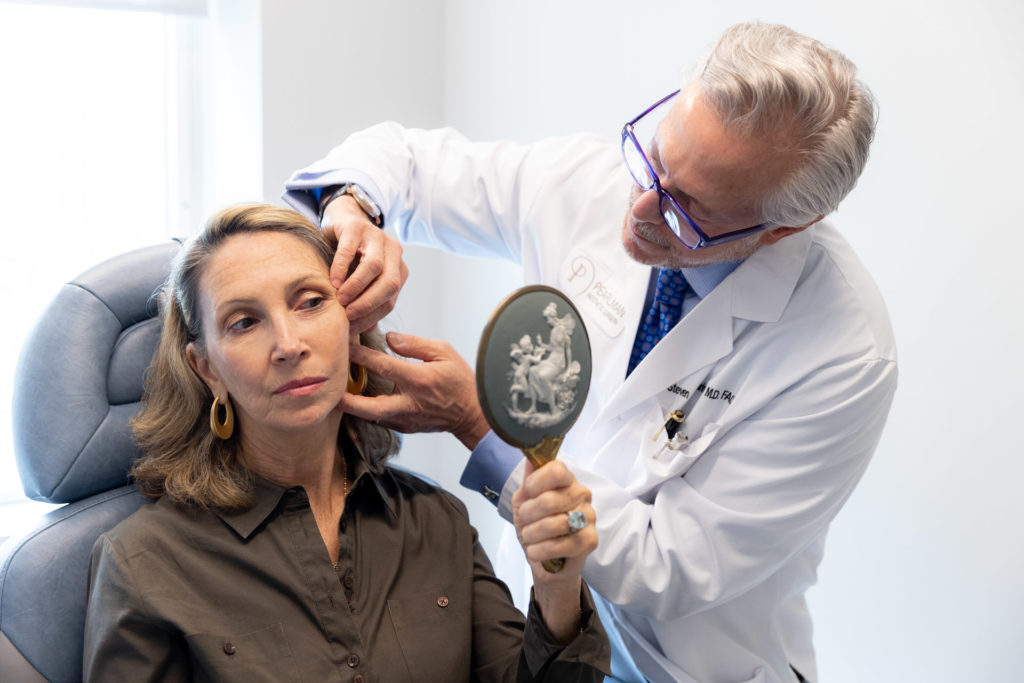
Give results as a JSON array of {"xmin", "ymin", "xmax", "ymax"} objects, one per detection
[{"xmin": 273, "ymin": 377, "xmax": 328, "ymax": 396}]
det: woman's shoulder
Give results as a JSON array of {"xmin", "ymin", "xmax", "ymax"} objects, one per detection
[
  {"xmin": 379, "ymin": 466, "xmax": 471, "ymax": 521},
  {"xmin": 96, "ymin": 495, "xmax": 215, "ymax": 556}
]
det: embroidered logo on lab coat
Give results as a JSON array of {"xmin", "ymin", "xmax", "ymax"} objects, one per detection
[{"xmin": 559, "ymin": 251, "xmax": 627, "ymax": 337}]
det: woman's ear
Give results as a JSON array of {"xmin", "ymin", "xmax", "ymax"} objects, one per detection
[{"xmin": 187, "ymin": 342, "xmax": 222, "ymax": 396}]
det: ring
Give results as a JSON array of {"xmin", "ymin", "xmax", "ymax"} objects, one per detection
[{"xmin": 566, "ymin": 510, "xmax": 588, "ymax": 534}]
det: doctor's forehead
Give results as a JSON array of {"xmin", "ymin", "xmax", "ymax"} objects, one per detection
[{"xmin": 657, "ymin": 91, "xmax": 794, "ymax": 217}]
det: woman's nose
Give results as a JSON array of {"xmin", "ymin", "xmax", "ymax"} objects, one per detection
[{"xmin": 271, "ymin": 323, "xmax": 309, "ymax": 363}]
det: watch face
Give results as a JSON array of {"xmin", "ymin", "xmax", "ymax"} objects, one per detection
[
  {"xmin": 476, "ymin": 285, "xmax": 592, "ymax": 449},
  {"xmin": 346, "ymin": 185, "xmax": 381, "ymax": 221}
]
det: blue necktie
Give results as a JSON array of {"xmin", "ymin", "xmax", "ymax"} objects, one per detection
[{"xmin": 627, "ymin": 269, "xmax": 687, "ymax": 376}]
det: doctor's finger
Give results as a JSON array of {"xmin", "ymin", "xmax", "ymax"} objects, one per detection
[
  {"xmin": 348, "ymin": 343, "xmax": 421, "ymax": 386},
  {"xmin": 343, "ymin": 246, "xmax": 404, "ymax": 329},
  {"xmin": 340, "ymin": 392, "xmax": 411, "ymax": 427},
  {"xmin": 385, "ymin": 332, "xmax": 465, "ymax": 364},
  {"xmin": 333, "ymin": 231, "xmax": 384, "ymax": 306},
  {"xmin": 324, "ymin": 217, "xmax": 362, "ymax": 289},
  {"xmin": 347, "ymin": 294, "xmax": 398, "ymax": 335}
]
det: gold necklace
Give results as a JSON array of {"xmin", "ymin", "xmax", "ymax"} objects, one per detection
[
  {"xmin": 341, "ymin": 454, "xmax": 349, "ymax": 501},
  {"xmin": 332, "ymin": 455, "xmax": 349, "ymax": 572}
]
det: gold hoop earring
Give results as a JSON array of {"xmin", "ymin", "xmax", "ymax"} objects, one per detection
[
  {"xmin": 347, "ymin": 363, "xmax": 368, "ymax": 395},
  {"xmin": 210, "ymin": 395, "xmax": 235, "ymax": 440}
]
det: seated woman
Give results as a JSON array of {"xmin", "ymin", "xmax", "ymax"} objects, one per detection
[{"xmin": 83, "ymin": 204, "xmax": 610, "ymax": 681}]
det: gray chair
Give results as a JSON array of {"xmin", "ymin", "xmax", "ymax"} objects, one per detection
[{"xmin": 0, "ymin": 241, "xmax": 181, "ymax": 682}]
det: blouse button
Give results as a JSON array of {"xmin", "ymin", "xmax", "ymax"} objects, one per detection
[
  {"xmin": 354, "ymin": 675, "xmax": 365, "ymax": 683},
  {"xmin": 343, "ymin": 575, "xmax": 355, "ymax": 590},
  {"xmin": 222, "ymin": 642, "xmax": 236, "ymax": 655},
  {"xmin": 437, "ymin": 596, "xmax": 449, "ymax": 608},
  {"xmin": 347, "ymin": 653, "xmax": 360, "ymax": 668}
]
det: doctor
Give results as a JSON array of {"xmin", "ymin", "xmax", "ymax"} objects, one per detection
[{"xmin": 284, "ymin": 22, "xmax": 897, "ymax": 683}]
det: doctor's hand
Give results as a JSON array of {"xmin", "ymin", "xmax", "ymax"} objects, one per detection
[
  {"xmin": 342, "ymin": 332, "xmax": 490, "ymax": 449},
  {"xmin": 321, "ymin": 196, "xmax": 408, "ymax": 334},
  {"xmin": 514, "ymin": 460, "xmax": 597, "ymax": 644}
]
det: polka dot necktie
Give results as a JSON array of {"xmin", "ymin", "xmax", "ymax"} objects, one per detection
[{"xmin": 627, "ymin": 269, "xmax": 687, "ymax": 376}]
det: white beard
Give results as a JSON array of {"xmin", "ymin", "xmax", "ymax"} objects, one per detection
[{"xmin": 623, "ymin": 216, "xmax": 764, "ymax": 269}]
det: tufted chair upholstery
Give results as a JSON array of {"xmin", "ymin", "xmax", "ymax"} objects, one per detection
[{"xmin": 0, "ymin": 241, "xmax": 181, "ymax": 682}]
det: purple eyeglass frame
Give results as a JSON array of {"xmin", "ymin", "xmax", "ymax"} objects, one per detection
[{"xmin": 621, "ymin": 89, "xmax": 769, "ymax": 250}]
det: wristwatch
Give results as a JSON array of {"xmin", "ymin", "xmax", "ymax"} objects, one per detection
[{"xmin": 318, "ymin": 183, "xmax": 383, "ymax": 227}]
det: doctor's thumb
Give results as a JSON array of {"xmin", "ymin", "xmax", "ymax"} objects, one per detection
[
  {"xmin": 385, "ymin": 331, "xmax": 421, "ymax": 357},
  {"xmin": 385, "ymin": 331, "xmax": 456, "ymax": 363}
]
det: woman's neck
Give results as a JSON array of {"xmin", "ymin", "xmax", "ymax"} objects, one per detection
[
  {"xmin": 239, "ymin": 416, "xmax": 351, "ymax": 564},
  {"xmin": 238, "ymin": 415, "xmax": 345, "ymax": 504}
]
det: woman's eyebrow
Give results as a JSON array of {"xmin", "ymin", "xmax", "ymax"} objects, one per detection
[
  {"xmin": 286, "ymin": 273, "xmax": 328, "ymax": 291},
  {"xmin": 216, "ymin": 273, "xmax": 328, "ymax": 310}
]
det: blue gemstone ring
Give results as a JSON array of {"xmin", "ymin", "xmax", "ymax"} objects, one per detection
[{"xmin": 567, "ymin": 510, "xmax": 588, "ymax": 534}]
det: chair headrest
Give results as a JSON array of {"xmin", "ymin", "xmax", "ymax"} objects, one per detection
[{"xmin": 12, "ymin": 241, "xmax": 181, "ymax": 503}]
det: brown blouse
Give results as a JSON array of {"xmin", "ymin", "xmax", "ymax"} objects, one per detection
[{"xmin": 84, "ymin": 461, "xmax": 610, "ymax": 682}]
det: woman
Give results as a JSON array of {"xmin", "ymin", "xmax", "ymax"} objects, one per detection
[{"xmin": 83, "ymin": 204, "xmax": 609, "ymax": 681}]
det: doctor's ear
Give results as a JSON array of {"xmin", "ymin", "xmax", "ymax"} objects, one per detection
[{"xmin": 761, "ymin": 214, "xmax": 824, "ymax": 246}]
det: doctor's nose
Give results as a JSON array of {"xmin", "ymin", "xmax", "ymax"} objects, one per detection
[{"xmin": 631, "ymin": 186, "xmax": 665, "ymax": 224}]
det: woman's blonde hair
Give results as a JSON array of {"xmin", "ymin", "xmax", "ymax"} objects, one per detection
[{"xmin": 131, "ymin": 203, "xmax": 399, "ymax": 509}]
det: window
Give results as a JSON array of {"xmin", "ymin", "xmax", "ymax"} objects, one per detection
[{"xmin": 0, "ymin": 1, "xmax": 210, "ymax": 528}]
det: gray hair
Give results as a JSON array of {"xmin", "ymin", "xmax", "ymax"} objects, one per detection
[{"xmin": 693, "ymin": 22, "xmax": 877, "ymax": 227}]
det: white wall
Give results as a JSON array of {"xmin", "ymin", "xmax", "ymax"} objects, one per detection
[{"xmin": 260, "ymin": 1, "xmax": 1024, "ymax": 679}]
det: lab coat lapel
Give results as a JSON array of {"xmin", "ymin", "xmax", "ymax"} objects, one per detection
[
  {"xmin": 592, "ymin": 227, "xmax": 815, "ymax": 422},
  {"xmin": 595, "ymin": 279, "xmax": 736, "ymax": 421}
]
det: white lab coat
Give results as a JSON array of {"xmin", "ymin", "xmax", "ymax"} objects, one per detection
[{"xmin": 285, "ymin": 124, "xmax": 898, "ymax": 683}]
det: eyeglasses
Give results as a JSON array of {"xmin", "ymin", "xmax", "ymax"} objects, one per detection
[{"xmin": 621, "ymin": 90, "xmax": 769, "ymax": 250}]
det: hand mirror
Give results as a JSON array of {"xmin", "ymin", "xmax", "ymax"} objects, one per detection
[{"xmin": 476, "ymin": 285, "xmax": 592, "ymax": 572}]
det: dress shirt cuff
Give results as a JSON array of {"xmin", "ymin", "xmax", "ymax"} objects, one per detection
[
  {"xmin": 281, "ymin": 170, "xmax": 385, "ymax": 226},
  {"xmin": 459, "ymin": 430, "xmax": 522, "ymax": 519},
  {"xmin": 496, "ymin": 459, "xmax": 526, "ymax": 523},
  {"xmin": 523, "ymin": 581, "xmax": 612, "ymax": 679}
]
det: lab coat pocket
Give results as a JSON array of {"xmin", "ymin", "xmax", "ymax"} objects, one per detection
[
  {"xmin": 388, "ymin": 578, "xmax": 472, "ymax": 681},
  {"xmin": 734, "ymin": 666, "xmax": 767, "ymax": 683},
  {"xmin": 648, "ymin": 421, "xmax": 722, "ymax": 480},
  {"xmin": 185, "ymin": 622, "xmax": 297, "ymax": 681}
]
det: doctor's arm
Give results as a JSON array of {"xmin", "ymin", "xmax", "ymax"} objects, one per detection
[
  {"xmin": 284, "ymin": 124, "xmax": 534, "ymax": 331},
  {"xmin": 284, "ymin": 123, "xmax": 607, "ymax": 332},
  {"xmin": 284, "ymin": 122, "xmax": 548, "ymax": 258}
]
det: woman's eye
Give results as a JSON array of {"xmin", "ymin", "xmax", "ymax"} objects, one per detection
[
  {"xmin": 228, "ymin": 316, "xmax": 256, "ymax": 331},
  {"xmin": 299, "ymin": 296, "xmax": 325, "ymax": 310}
]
